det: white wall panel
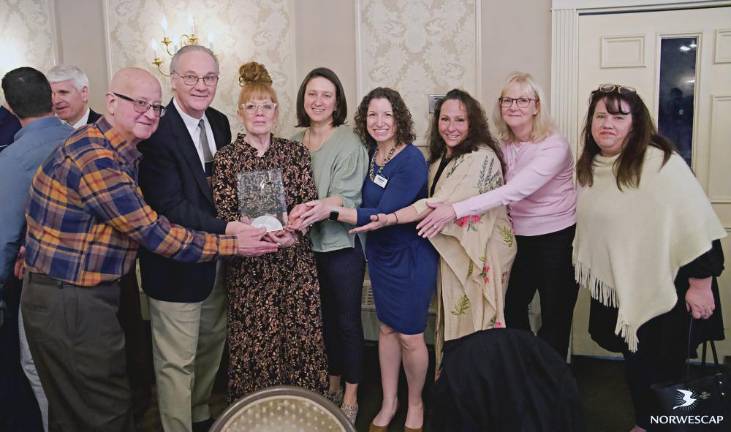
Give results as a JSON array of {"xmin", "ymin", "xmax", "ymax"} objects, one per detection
[{"xmin": 356, "ymin": 0, "xmax": 478, "ymax": 146}]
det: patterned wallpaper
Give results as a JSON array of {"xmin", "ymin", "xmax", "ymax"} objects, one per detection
[
  {"xmin": 105, "ymin": 0, "xmax": 297, "ymax": 136},
  {"xmin": 0, "ymin": 0, "xmax": 57, "ymax": 102},
  {"xmin": 357, "ymin": 0, "xmax": 478, "ymax": 145}
]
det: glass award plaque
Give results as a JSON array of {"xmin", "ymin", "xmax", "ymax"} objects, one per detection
[{"xmin": 237, "ymin": 169, "xmax": 288, "ymax": 232}]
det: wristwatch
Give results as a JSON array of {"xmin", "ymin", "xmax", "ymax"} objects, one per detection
[{"xmin": 329, "ymin": 210, "xmax": 340, "ymax": 221}]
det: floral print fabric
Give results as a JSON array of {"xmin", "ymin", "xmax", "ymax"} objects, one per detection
[
  {"xmin": 412, "ymin": 146, "xmax": 517, "ymax": 367},
  {"xmin": 213, "ymin": 134, "xmax": 328, "ymax": 399}
]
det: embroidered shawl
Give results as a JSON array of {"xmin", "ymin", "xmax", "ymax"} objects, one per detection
[{"xmin": 413, "ymin": 147, "xmax": 517, "ymax": 365}]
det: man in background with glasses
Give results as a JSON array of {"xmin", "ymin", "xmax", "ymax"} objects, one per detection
[
  {"xmin": 20, "ymin": 66, "xmax": 276, "ymax": 432},
  {"xmin": 137, "ymin": 45, "xmax": 260, "ymax": 432}
]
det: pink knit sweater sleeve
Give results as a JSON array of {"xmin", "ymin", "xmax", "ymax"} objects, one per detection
[{"xmin": 452, "ymin": 136, "xmax": 571, "ymax": 218}]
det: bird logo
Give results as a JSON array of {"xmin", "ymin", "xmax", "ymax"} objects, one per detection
[{"xmin": 672, "ymin": 389, "xmax": 697, "ymax": 410}]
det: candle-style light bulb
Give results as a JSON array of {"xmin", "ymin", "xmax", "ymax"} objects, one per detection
[{"xmin": 188, "ymin": 14, "xmax": 195, "ymax": 34}]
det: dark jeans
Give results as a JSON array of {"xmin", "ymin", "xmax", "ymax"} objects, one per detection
[
  {"xmin": 314, "ymin": 237, "xmax": 366, "ymax": 384},
  {"xmin": 21, "ymin": 272, "xmax": 135, "ymax": 432},
  {"xmin": 504, "ymin": 224, "xmax": 578, "ymax": 359},
  {"xmin": 0, "ymin": 275, "xmax": 43, "ymax": 432}
]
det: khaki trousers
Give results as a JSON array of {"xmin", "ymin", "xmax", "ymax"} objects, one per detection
[{"xmin": 148, "ymin": 266, "xmax": 227, "ymax": 432}]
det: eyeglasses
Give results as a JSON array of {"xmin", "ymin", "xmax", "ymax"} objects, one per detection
[
  {"xmin": 596, "ymin": 84, "xmax": 636, "ymax": 94},
  {"xmin": 173, "ymin": 73, "xmax": 219, "ymax": 87},
  {"xmin": 112, "ymin": 92, "xmax": 166, "ymax": 116},
  {"xmin": 241, "ymin": 102, "xmax": 277, "ymax": 114},
  {"xmin": 499, "ymin": 97, "xmax": 536, "ymax": 108}
]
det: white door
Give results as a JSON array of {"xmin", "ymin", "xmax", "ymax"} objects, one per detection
[{"xmin": 573, "ymin": 6, "xmax": 731, "ymax": 357}]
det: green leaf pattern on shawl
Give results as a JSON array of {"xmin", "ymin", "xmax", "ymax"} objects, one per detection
[
  {"xmin": 498, "ymin": 225, "xmax": 514, "ymax": 247},
  {"xmin": 451, "ymin": 294, "xmax": 471, "ymax": 316},
  {"xmin": 477, "ymin": 154, "xmax": 503, "ymax": 194}
]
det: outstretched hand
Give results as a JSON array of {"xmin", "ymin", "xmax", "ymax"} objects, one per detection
[
  {"xmin": 288, "ymin": 201, "xmax": 324, "ymax": 232},
  {"xmin": 229, "ymin": 222, "xmax": 278, "ymax": 256},
  {"xmin": 349, "ymin": 213, "xmax": 392, "ymax": 234},
  {"xmin": 416, "ymin": 201, "xmax": 456, "ymax": 238},
  {"xmin": 288, "ymin": 203, "xmax": 308, "ymax": 228},
  {"xmin": 300, "ymin": 200, "xmax": 331, "ymax": 227},
  {"xmin": 265, "ymin": 229, "xmax": 297, "ymax": 248}
]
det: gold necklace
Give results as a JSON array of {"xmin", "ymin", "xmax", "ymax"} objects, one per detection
[{"xmin": 369, "ymin": 144, "xmax": 397, "ymax": 180}]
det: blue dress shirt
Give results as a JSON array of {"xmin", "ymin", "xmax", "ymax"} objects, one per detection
[{"xmin": 0, "ymin": 116, "xmax": 73, "ymax": 287}]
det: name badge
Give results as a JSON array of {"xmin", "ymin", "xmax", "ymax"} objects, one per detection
[{"xmin": 373, "ymin": 174, "xmax": 388, "ymax": 188}]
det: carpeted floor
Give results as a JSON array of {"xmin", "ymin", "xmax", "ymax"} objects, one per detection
[{"xmin": 139, "ymin": 343, "xmax": 637, "ymax": 431}]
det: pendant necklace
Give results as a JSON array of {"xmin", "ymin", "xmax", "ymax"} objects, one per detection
[{"xmin": 369, "ymin": 144, "xmax": 397, "ymax": 180}]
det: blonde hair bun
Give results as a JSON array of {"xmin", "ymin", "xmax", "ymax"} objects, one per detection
[{"xmin": 238, "ymin": 62, "xmax": 272, "ymax": 87}]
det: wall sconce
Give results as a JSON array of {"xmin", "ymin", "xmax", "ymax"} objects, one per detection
[{"xmin": 151, "ymin": 15, "xmax": 206, "ymax": 76}]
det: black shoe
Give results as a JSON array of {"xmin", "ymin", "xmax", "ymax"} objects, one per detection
[{"xmin": 193, "ymin": 418, "xmax": 214, "ymax": 432}]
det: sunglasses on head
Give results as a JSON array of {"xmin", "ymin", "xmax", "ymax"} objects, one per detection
[{"xmin": 595, "ymin": 84, "xmax": 637, "ymax": 95}]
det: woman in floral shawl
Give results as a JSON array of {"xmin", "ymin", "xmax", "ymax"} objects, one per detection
[{"xmin": 352, "ymin": 89, "xmax": 517, "ymax": 366}]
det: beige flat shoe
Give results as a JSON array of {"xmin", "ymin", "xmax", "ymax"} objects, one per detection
[{"xmin": 341, "ymin": 402, "xmax": 358, "ymax": 425}]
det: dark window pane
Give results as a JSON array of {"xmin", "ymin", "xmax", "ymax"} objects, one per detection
[{"xmin": 658, "ymin": 37, "xmax": 697, "ymax": 166}]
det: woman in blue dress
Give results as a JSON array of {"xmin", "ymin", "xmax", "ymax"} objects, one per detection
[{"xmin": 297, "ymin": 87, "xmax": 438, "ymax": 432}]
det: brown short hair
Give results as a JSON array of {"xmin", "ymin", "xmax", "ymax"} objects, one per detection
[{"xmin": 295, "ymin": 67, "xmax": 347, "ymax": 127}]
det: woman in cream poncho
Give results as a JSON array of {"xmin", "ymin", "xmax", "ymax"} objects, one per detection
[
  {"xmin": 352, "ymin": 89, "xmax": 517, "ymax": 367},
  {"xmin": 574, "ymin": 84, "xmax": 725, "ymax": 432}
]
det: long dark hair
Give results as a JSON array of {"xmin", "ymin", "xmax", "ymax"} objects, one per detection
[
  {"xmin": 295, "ymin": 67, "xmax": 347, "ymax": 127},
  {"xmin": 576, "ymin": 88, "xmax": 674, "ymax": 189},
  {"xmin": 354, "ymin": 87, "xmax": 415, "ymax": 149},
  {"xmin": 427, "ymin": 89, "xmax": 505, "ymax": 175}
]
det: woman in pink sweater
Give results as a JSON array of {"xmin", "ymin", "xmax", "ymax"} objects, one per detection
[{"xmin": 418, "ymin": 72, "xmax": 578, "ymax": 358}]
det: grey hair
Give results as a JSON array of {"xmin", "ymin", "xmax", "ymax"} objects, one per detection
[
  {"xmin": 169, "ymin": 45, "xmax": 219, "ymax": 75},
  {"xmin": 46, "ymin": 65, "xmax": 89, "ymax": 90}
]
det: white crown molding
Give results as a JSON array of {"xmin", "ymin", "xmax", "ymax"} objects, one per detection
[{"xmin": 552, "ymin": 0, "xmax": 730, "ymax": 10}]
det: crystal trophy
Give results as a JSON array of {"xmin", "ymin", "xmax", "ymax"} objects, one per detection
[{"xmin": 237, "ymin": 169, "xmax": 288, "ymax": 232}]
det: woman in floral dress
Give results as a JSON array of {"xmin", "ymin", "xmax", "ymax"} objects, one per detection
[{"xmin": 212, "ymin": 61, "xmax": 327, "ymax": 399}]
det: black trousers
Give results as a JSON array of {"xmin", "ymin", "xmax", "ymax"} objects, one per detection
[
  {"xmin": 504, "ymin": 224, "xmax": 578, "ymax": 359},
  {"xmin": 314, "ymin": 237, "xmax": 366, "ymax": 384},
  {"xmin": 609, "ymin": 297, "xmax": 690, "ymax": 430},
  {"xmin": 623, "ymin": 344, "xmax": 686, "ymax": 431},
  {"xmin": 0, "ymin": 275, "xmax": 43, "ymax": 432},
  {"xmin": 20, "ymin": 272, "xmax": 135, "ymax": 432}
]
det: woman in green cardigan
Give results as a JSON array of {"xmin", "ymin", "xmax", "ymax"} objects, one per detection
[{"xmin": 289, "ymin": 67, "xmax": 369, "ymax": 424}]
